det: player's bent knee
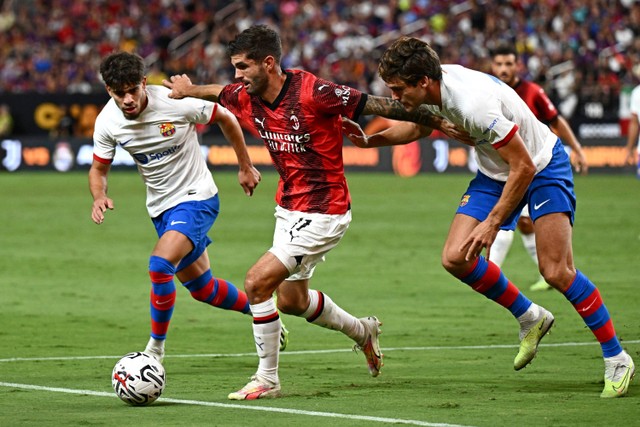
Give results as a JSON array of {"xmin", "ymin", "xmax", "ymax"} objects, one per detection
[
  {"xmin": 244, "ymin": 273, "xmax": 276, "ymax": 302},
  {"xmin": 441, "ymin": 250, "xmax": 467, "ymax": 274},
  {"xmin": 540, "ymin": 265, "xmax": 574, "ymax": 290}
]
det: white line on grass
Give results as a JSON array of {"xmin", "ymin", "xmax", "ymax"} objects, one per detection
[
  {"xmin": 1, "ymin": 339, "xmax": 638, "ymax": 363},
  {"xmin": 0, "ymin": 382, "xmax": 473, "ymax": 427}
]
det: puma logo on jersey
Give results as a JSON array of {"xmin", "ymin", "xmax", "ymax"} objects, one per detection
[{"xmin": 254, "ymin": 117, "xmax": 266, "ymax": 128}]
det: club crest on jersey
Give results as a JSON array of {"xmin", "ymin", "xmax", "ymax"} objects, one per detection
[
  {"xmin": 290, "ymin": 115, "xmax": 300, "ymax": 130},
  {"xmin": 459, "ymin": 194, "xmax": 470, "ymax": 207},
  {"xmin": 159, "ymin": 123, "xmax": 176, "ymax": 137}
]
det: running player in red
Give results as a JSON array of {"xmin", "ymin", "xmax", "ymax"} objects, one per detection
[
  {"xmin": 489, "ymin": 44, "xmax": 588, "ymax": 291},
  {"xmin": 164, "ymin": 25, "xmax": 463, "ymax": 399}
]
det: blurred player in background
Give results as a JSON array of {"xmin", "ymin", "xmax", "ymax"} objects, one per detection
[
  {"xmin": 88, "ymin": 52, "xmax": 290, "ymax": 364},
  {"xmin": 489, "ymin": 43, "xmax": 589, "ymax": 291},
  {"xmin": 343, "ymin": 36, "xmax": 634, "ymax": 398},
  {"xmin": 624, "ymin": 82, "xmax": 640, "ymax": 174},
  {"xmin": 164, "ymin": 24, "xmax": 466, "ymax": 400}
]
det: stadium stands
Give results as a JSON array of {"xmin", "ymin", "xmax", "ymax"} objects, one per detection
[{"xmin": 1, "ymin": 0, "xmax": 639, "ymax": 117}]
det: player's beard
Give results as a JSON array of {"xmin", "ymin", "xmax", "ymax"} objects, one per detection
[{"xmin": 245, "ymin": 73, "xmax": 268, "ymax": 96}]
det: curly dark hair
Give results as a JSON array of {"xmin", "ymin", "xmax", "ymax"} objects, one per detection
[
  {"xmin": 99, "ymin": 51, "xmax": 145, "ymax": 90},
  {"xmin": 227, "ymin": 25, "xmax": 282, "ymax": 64},
  {"xmin": 490, "ymin": 43, "xmax": 519, "ymax": 60},
  {"xmin": 378, "ymin": 37, "xmax": 443, "ymax": 86}
]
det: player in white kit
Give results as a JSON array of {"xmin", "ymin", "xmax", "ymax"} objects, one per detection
[
  {"xmin": 343, "ymin": 37, "xmax": 634, "ymax": 398},
  {"xmin": 88, "ymin": 52, "xmax": 289, "ymax": 362}
]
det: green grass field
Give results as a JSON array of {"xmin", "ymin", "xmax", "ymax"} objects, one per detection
[{"xmin": 0, "ymin": 170, "xmax": 638, "ymax": 426}]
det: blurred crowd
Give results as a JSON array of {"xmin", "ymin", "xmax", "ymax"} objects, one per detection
[{"xmin": 1, "ymin": 0, "xmax": 640, "ymax": 118}]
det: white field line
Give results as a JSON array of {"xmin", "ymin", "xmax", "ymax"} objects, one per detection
[
  {"xmin": 2, "ymin": 340, "xmax": 639, "ymax": 426},
  {"xmin": 0, "ymin": 382, "xmax": 473, "ymax": 427},
  {"xmin": 0, "ymin": 339, "xmax": 638, "ymax": 363}
]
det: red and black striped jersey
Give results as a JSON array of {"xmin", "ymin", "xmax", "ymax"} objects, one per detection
[{"xmin": 219, "ymin": 69, "xmax": 367, "ymax": 214}]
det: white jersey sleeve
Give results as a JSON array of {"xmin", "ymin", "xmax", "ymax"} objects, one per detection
[
  {"xmin": 92, "ymin": 85, "xmax": 219, "ymax": 217},
  {"xmin": 428, "ymin": 65, "xmax": 558, "ymax": 181}
]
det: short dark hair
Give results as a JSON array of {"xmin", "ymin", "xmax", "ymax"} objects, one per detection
[
  {"xmin": 227, "ymin": 25, "xmax": 282, "ymax": 64},
  {"xmin": 490, "ymin": 43, "xmax": 518, "ymax": 60},
  {"xmin": 378, "ymin": 37, "xmax": 443, "ymax": 86},
  {"xmin": 100, "ymin": 52, "xmax": 145, "ymax": 90}
]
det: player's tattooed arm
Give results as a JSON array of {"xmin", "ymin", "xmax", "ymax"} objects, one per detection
[
  {"xmin": 363, "ymin": 96, "xmax": 440, "ymax": 129},
  {"xmin": 362, "ymin": 96, "xmax": 473, "ymax": 145}
]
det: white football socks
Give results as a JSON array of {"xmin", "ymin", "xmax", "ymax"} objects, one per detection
[
  {"xmin": 489, "ymin": 230, "xmax": 514, "ymax": 267},
  {"xmin": 302, "ymin": 290, "xmax": 365, "ymax": 343},
  {"xmin": 250, "ymin": 299, "xmax": 281, "ymax": 385},
  {"xmin": 521, "ymin": 232, "xmax": 538, "ymax": 264}
]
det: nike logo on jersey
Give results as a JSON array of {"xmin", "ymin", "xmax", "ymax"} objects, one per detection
[
  {"xmin": 119, "ymin": 138, "xmax": 133, "ymax": 146},
  {"xmin": 533, "ymin": 199, "xmax": 551, "ymax": 210},
  {"xmin": 170, "ymin": 220, "xmax": 187, "ymax": 226}
]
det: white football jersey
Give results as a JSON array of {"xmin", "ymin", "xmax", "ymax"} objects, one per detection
[
  {"xmin": 93, "ymin": 85, "xmax": 218, "ymax": 217},
  {"xmin": 424, "ymin": 65, "xmax": 558, "ymax": 181}
]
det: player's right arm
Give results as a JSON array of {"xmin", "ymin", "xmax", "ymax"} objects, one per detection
[
  {"xmin": 88, "ymin": 159, "xmax": 114, "ymax": 224},
  {"xmin": 163, "ymin": 74, "xmax": 224, "ymax": 102}
]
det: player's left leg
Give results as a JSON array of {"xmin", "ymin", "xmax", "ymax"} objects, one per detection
[
  {"xmin": 532, "ymin": 143, "xmax": 633, "ymax": 396},
  {"xmin": 178, "ymin": 251, "xmax": 249, "ymax": 314},
  {"xmin": 277, "ymin": 281, "xmax": 383, "ymax": 377},
  {"xmin": 535, "ymin": 212, "xmax": 634, "ymax": 397},
  {"xmin": 178, "ymin": 248, "xmax": 289, "ymax": 352}
]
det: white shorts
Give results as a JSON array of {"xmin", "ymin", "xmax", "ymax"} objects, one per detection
[
  {"xmin": 269, "ymin": 205, "xmax": 351, "ymax": 280},
  {"xmin": 521, "ymin": 205, "xmax": 530, "ymax": 218}
]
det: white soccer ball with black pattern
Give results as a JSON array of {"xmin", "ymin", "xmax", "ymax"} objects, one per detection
[{"xmin": 112, "ymin": 352, "xmax": 166, "ymax": 406}]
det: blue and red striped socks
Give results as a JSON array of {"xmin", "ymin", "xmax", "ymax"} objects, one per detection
[
  {"xmin": 563, "ymin": 270, "xmax": 622, "ymax": 357},
  {"xmin": 458, "ymin": 256, "xmax": 531, "ymax": 317},
  {"xmin": 149, "ymin": 255, "xmax": 177, "ymax": 340},
  {"xmin": 182, "ymin": 270, "xmax": 249, "ymax": 314}
]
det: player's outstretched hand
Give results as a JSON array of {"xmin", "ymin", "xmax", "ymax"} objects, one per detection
[
  {"xmin": 342, "ymin": 117, "xmax": 369, "ymax": 148},
  {"xmin": 163, "ymin": 74, "xmax": 193, "ymax": 99},
  {"xmin": 239, "ymin": 165, "xmax": 262, "ymax": 196},
  {"xmin": 91, "ymin": 197, "xmax": 114, "ymax": 224}
]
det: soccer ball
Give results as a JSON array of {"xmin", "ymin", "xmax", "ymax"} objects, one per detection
[{"xmin": 112, "ymin": 352, "xmax": 166, "ymax": 406}]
